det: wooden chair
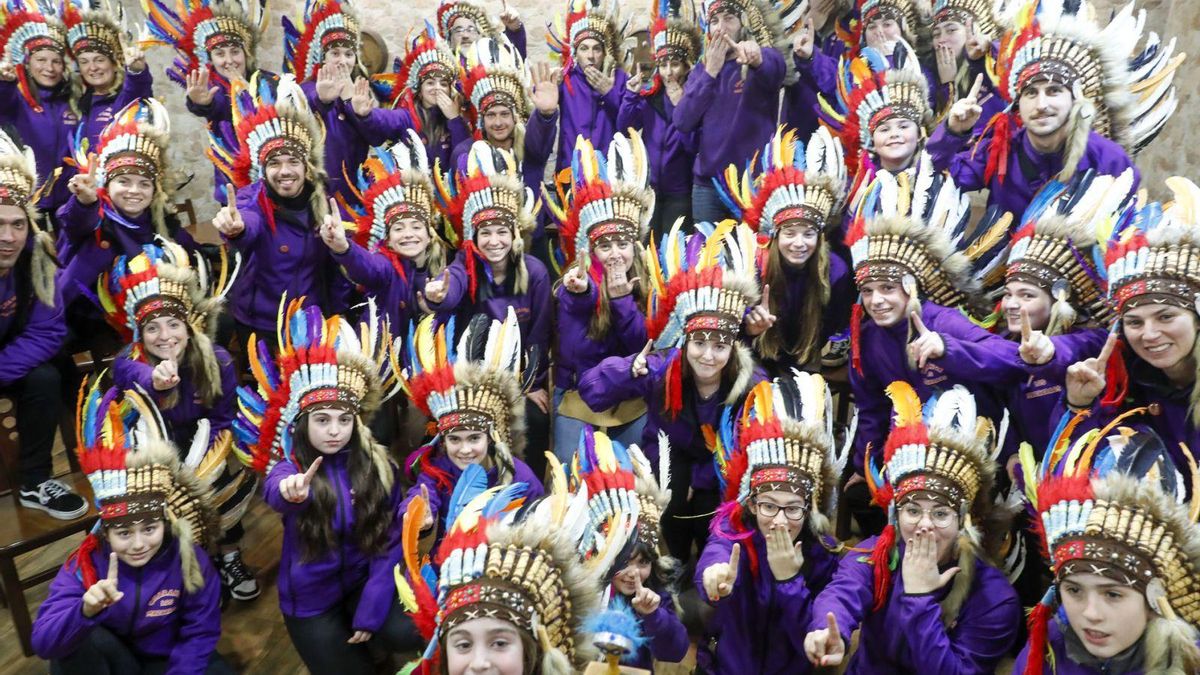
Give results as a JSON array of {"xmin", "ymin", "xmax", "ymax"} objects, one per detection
[{"xmin": 0, "ymin": 394, "xmax": 96, "ymax": 657}]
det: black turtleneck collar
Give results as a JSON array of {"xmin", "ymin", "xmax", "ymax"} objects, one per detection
[{"xmin": 265, "ymin": 181, "xmax": 315, "ymax": 211}]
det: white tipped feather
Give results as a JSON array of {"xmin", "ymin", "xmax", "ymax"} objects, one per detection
[{"xmin": 184, "ymin": 419, "xmax": 211, "ymax": 468}]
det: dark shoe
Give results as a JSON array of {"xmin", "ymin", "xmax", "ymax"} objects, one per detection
[
  {"xmin": 821, "ymin": 336, "xmax": 851, "ymax": 368},
  {"xmin": 220, "ymin": 550, "xmax": 261, "ymax": 601},
  {"xmin": 19, "ymin": 478, "xmax": 88, "ymax": 520}
]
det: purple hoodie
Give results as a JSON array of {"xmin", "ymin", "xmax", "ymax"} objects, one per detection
[
  {"xmin": 32, "ymin": 537, "xmax": 222, "ymax": 675},
  {"xmin": 263, "ymin": 450, "xmax": 402, "ymax": 632},
  {"xmin": 299, "ymin": 80, "xmax": 377, "ymax": 203},
  {"xmin": 556, "ymin": 64, "xmax": 628, "ymax": 172},
  {"xmin": 112, "ymin": 345, "xmax": 238, "ymax": 449},
  {"xmin": 616, "ymin": 87, "xmax": 696, "ymax": 196},
  {"xmin": 220, "ymin": 181, "xmax": 350, "ymax": 332},
  {"xmin": 330, "ymin": 241, "xmax": 416, "ymax": 337},
  {"xmin": 694, "ymin": 524, "xmax": 841, "ymax": 674},
  {"xmin": 0, "ymin": 267, "xmax": 66, "ymax": 387},
  {"xmin": 1012, "ymin": 620, "xmax": 1198, "ymax": 674},
  {"xmin": 56, "ymin": 197, "xmax": 159, "ymax": 309},
  {"xmin": 673, "ymin": 49, "xmax": 785, "ymax": 180},
  {"xmin": 348, "ymin": 103, "xmax": 469, "ymax": 173},
  {"xmin": 807, "ymin": 535, "xmax": 1021, "ymax": 674},
  {"xmin": 926, "ymin": 124, "xmax": 1138, "ymax": 221},
  {"xmin": 76, "ymin": 67, "xmax": 154, "ymax": 146},
  {"xmin": 183, "ymin": 69, "xmax": 278, "ymax": 204},
  {"xmin": 0, "ymin": 79, "xmax": 78, "ymax": 210},
  {"xmin": 614, "ymin": 589, "xmax": 688, "ymax": 669},
  {"xmin": 786, "ymin": 31, "xmax": 848, "ymax": 139},
  {"xmin": 553, "ymin": 283, "xmax": 647, "ymax": 391},
  {"xmin": 759, "ymin": 252, "xmax": 854, "ymax": 377}
]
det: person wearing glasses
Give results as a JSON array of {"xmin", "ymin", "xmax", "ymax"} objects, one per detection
[
  {"xmin": 694, "ymin": 373, "xmax": 846, "ymax": 674},
  {"xmin": 801, "ymin": 383, "xmax": 1020, "ymax": 673}
]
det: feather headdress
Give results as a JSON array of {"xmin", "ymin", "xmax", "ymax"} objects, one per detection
[
  {"xmin": 0, "ymin": 0, "xmax": 67, "ymax": 112},
  {"xmin": 139, "ymin": 0, "xmax": 268, "ymax": 88},
  {"xmin": 651, "ymin": 0, "xmax": 701, "ymax": 65},
  {"xmin": 61, "ymin": 0, "xmax": 126, "ymax": 64},
  {"xmin": 460, "ymin": 36, "xmax": 531, "ymax": 122},
  {"xmin": 1021, "ymin": 415, "xmax": 1200, "ymax": 675},
  {"xmin": 344, "ymin": 130, "xmax": 436, "ymax": 254},
  {"xmin": 932, "ymin": 0, "xmax": 997, "ymax": 37},
  {"xmin": 234, "ymin": 295, "xmax": 399, "ymax": 473},
  {"xmin": 864, "ymin": 382, "xmax": 997, "ymax": 621},
  {"xmin": 717, "ymin": 126, "xmax": 846, "ymax": 238},
  {"xmin": 396, "ymin": 21, "xmax": 460, "ymax": 104},
  {"xmin": 397, "ymin": 308, "xmax": 531, "ymax": 476},
  {"xmin": 546, "ymin": 131, "xmax": 654, "ymax": 267},
  {"xmin": 435, "ymin": 0, "xmax": 501, "ymax": 45},
  {"xmin": 282, "ymin": 0, "xmax": 359, "ymax": 84},
  {"xmin": 0, "ymin": 126, "xmax": 57, "ymax": 307},
  {"xmin": 72, "ymin": 378, "xmax": 219, "ymax": 593},
  {"xmin": 569, "ymin": 426, "xmax": 665, "ymax": 556},
  {"xmin": 547, "ymin": 0, "xmax": 621, "ymax": 71},
  {"xmin": 1006, "ymin": 168, "xmax": 1136, "ymax": 334},
  {"xmin": 73, "ymin": 97, "xmax": 170, "ymax": 188}
]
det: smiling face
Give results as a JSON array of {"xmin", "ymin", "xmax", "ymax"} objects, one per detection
[
  {"xmin": 77, "ymin": 51, "xmax": 117, "ymax": 91},
  {"xmin": 1002, "ymin": 280, "xmax": 1052, "ymax": 333},
  {"xmin": 1122, "ymin": 304, "xmax": 1199, "ymax": 377},
  {"xmin": 419, "ymin": 74, "xmax": 452, "ymax": 108},
  {"xmin": 305, "ymin": 408, "xmax": 355, "ymax": 454},
  {"xmin": 872, "ymin": 117, "xmax": 920, "ymax": 170},
  {"xmin": 1059, "ymin": 572, "xmax": 1152, "ymax": 660},
  {"xmin": 592, "ymin": 237, "xmax": 634, "ymax": 273},
  {"xmin": 0, "ymin": 205, "xmax": 30, "ymax": 274},
  {"xmin": 108, "ymin": 173, "xmax": 154, "ymax": 217},
  {"xmin": 28, "ymin": 48, "xmax": 65, "ymax": 88},
  {"xmin": 387, "ymin": 216, "xmax": 431, "ymax": 260},
  {"xmin": 265, "ymin": 153, "xmax": 305, "ymax": 198},
  {"xmin": 449, "ymin": 16, "xmax": 481, "ymax": 51},
  {"xmin": 445, "ymin": 617, "xmax": 527, "ymax": 675},
  {"xmin": 209, "ymin": 43, "xmax": 247, "ymax": 81},
  {"xmin": 481, "ymin": 106, "xmax": 515, "ymax": 145},
  {"xmin": 896, "ymin": 495, "xmax": 961, "ymax": 564},
  {"xmin": 685, "ymin": 337, "xmax": 732, "ymax": 386},
  {"xmin": 475, "ymin": 223, "xmax": 513, "ymax": 265},
  {"xmin": 860, "ymin": 279, "xmax": 910, "ymax": 327},
  {"xmin": 1018, "ymin": 80, "xmax": 1073, "ymax": 141},
  {"xmin": 748, "ymin": 489, "xmax": 806, "ymax": 541},
  {"xmin": 776, "ymin": 223, "xmax": 819, "ymax": 267},
  {"xmin": 105, "ymin": 518, "xmax": 165, "ymax": 567},
  {"xmin": 444, "ymin": 428, "xmax": 489, "ymax": 470},
  {"xmin": 142, "ymin": 315, "xmax": 188, "ymax": 362},
  {"xmin": 611, "ymin": 552, "xmax": 652, "ymax": 597}
]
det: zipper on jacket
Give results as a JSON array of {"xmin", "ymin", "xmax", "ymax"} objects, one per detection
[{"xmin": 127, "ymin": 566, "xmax": 143, "ymax": 635}]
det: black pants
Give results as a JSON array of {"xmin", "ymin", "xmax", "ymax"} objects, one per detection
[
  {"xmin": 1, "ymin": 362, "xmax": 60, "ymax": 488},
  {"xmin": 662, "ymin": 481, "xmax": 720, "ymax": 566},
  {"xmin": 50, "ymin": 625, "xmax": 235, "ymax": 675},
  {"xmin": 648, "ymin": 191, "xmax": 693, "ymax": 242},
  {"xmin": 282, "ymin": 592, "xmax": 423, "ymax": 674},
  {"xmin": 843, "ymin": 479, "xmax": 886, "ymax": 537},
  {"xmin": 521, "ymin": 398, "xmax": 551, "ymax": 484}
]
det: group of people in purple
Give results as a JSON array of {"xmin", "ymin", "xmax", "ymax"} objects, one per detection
[{"xmin": 1, "ymin": 0, "xmax": 1197, "ymax": 672}]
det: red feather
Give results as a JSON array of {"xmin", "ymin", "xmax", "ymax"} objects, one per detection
[
  {"xmin": 1101, "ymin": 339, "xmax": 1128, "ymax": 409},
  {"xmin": 870, "ymin": 524, "xmax": 896, "ymax": 611},
  {"xmin": 1023, "ymin": 602, "xmax": 1053, "ymax": 675},
  {"xmin": 851, "ymin": 304, "xmax": 864, "ymax": 375},
  {"xmin": 665, "ymin": 352, "xmax": 683, "ymax": 420},
  {"xmin": 66, "ymin": 533, "xmax": 101, "ymax": 589},
  {"xmin": 980, "ymin": 111, "xmax": 1013, "ymax": 185}
]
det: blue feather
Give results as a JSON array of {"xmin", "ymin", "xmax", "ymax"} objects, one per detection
[
  {"xmin": 444, "ymin": 463, "xmax": 488, "ymax": 528},
  {"xmin": 480, "ymin": 482, "xmax": 527, "ymax": 519}
]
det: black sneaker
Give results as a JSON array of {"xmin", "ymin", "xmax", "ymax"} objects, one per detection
[
  {"xmin": 220, "ymin": 550, "xmax": 261, "ymax": 601},
  {"xmin": 821, "ymin": 337, "xmax": 851, "ymax": 369},
  {"xmin": 19, "ymin": 479, "xmax": 88, "ymax": 520}
]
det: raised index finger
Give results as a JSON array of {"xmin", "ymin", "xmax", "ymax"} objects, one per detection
[
  {"xmin": 825, "ymin": 611, "xmax": 839, "ymax": 639},
  {"xmin": 224, "ymin": 183, "xmax": 236, "ymax": 207},
  {"xmin": 1019, "ymin": 308, "xmax": 1031, "ymax": 343},
  {"xmin": 760, "ymin": 284, "xmax": 771, "ymax": 308},
  {"xmin": 639, "ymin": 339, "xmax": 654, "ymax": 359},
  {"xmin": 728, "ymin": 542, "xmax": 741, "ymax": 574},
  {"xmin": 966, "ymin": 73, "xmax": 983, "ymax": 102},
  {"xmin": 1096, "ymin": 332, "xmax": 1118, "ymax": 368},
  {"xmin": 910, "ymin": 311, "xmax": 929, "ymax": 336},
  {"xmin": 328, "ymin": 197, "xmax": 339, "ymax": 219},
  {"xmin": 107, "ymin": 552, "xmax": 119, "ymax": 582},
  {"xmin": 302, "ymin": 456, "xmax": 324, "ymax": 483}
]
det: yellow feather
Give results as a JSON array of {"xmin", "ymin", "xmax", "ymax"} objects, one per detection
[
  {"xmin": 884, "ymin": 381, "xmax": 922, "ymax": 426},
  {"xmin": 394, "ymin": 565, "xmax": 418, "ymax": 612},
  {"xmin": 1018, "ymin": 441, "xmax": 1039, "ymax": 507}
]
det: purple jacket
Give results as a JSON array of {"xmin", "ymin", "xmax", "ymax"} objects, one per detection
[
  {"xmin": 808, "ymin": 536, "xmax": 1021, "ymax": 674},
  {"xmin": 787, "ymin": 32, "xmax": 848, "ymax": 138},
  {"xmin": 695, "ymin": 525, "xmax": 841, "ymax": 674},
  {"xmin": 674, "ymin": 50, "xmax": 786, "ymax": 180},
  {"xmin": 616, "ymin": 87, "xmax": 696, "ymax": 196},
  {"xmin": 32, "ymin": 537, "xmax": 222, "ymax": 675},
  {"xmin": 0, "ymin": 79, "xmax": 78, "ymax": 210},
  {"xmin": 553, "ymin": 283, "xmax": 647, "ymax": 390},
  {"xmin": 113, "ymin": 345, "xmax": 238, "ymax": 449},
  {"xmin": 614, "ymin": 589, "xmax": 688, "ymax": 669},
  {"xmin": 56, "ymin": 197, "xmax": 159, "ymax": 309},
  {"xmin": 299, "ymin": 80, "xmax": 376, "ymax": 203},
  {"xmin": 1000, "ymin": 328, "xmax": 1106, "ymax": 453},
  {"xmin": 374, "ymin": 106, "xmax": 471, "ymax": 172},
  {"xmin": 450, "ymin": 110, "xmax": 558, "ymax": 239},
  {"xmin": 0, "ymin": 268, "xmax": 65, "ymax": 386},
  {"xmin": 331, "ymin": 241, "xmax": 416, "ymax": 337},
  {"xmin": 77, "ymin": 68, "xmax": 154, "ymax": 147},
  {"xmin": 426, "ymin": 251, "xmax": 551, "ymax": 384},
  {"xmin": 849, "ymin": 301, "xmax": 1016, "ymax": 472},
  {"xmin": 221, "ymin": 182, "xmax": 350, "ymax": 332},
  {"xmin": 264, "ymin": 450, "xmax": 402, "ymax": 631},
  {"xmin": 556, "ymin": 64, "xmax": 628, "ymax": 172},
  {"xmin": 926, "ymin": 124, "xmax": 1138, "ymax": 221},
  {"xmin": 578, "ymin": 348, "xmax": 765, "ymax": 490},
  {"xmin": 760, "ymin": 252, "xmax": 854, "ymax": 377}
]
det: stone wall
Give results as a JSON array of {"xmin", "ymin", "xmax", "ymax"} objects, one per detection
[{"xmin": 138, "ymin": 0, "xmax": 1197, "ymax": 223}]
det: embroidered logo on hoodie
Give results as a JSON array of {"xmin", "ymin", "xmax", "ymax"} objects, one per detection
[{"xmin": 145, "ymin": 588, "xmax": 181, "ymax": 618}]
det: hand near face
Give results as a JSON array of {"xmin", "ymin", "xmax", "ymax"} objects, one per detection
[
  {"xmin": 901, "ymin": 527, "xmax": 960, "ymax": 594},
  {"xmin": 82, "ymin": 552, "xmax": 124, "ymax": 618},
  {"xmin": 1065, "ymin": 332, "xmax": 1116, "ymax": 408}
]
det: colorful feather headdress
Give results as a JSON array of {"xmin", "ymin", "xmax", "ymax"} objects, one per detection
[
  {"xmin": 282, "ymin": 0, "xmax": 359, "ymax": 84},
  {"xmin": 398, "ymin": 309, "xmax": 532, "ymax": 473},
  {"xmin": 0, "ymin": 127, "xmax": 56, "ymax": 308},
  {"xmin": 139, "ymin": 0, "xmax": 268, "ymax": 88},
  {"xmin": 822, "ymin": 42, "xmax": 930, "ymax": 178},
  {"xmin": 646, "ymin": 218, "xmax": 761, "ymax": 349},
  {"xmin": 234, "ymin": 295, "xmax": 400, "ymax": 472},
  {"xmin": 73, "ymin": 97, "xmax": 170, "ymax": 188},
  {"xmin": 715, "ymin": 372, "xmax": 849, "ymax": 540},
  {"xmin": 98, "ymin": 238, "xmax": 238, "ymax": 341},
  {"xmin": 344, "ymin": 130, "xmax": 436, "ymax": 254},
  {"xmin": 1105, "ymin": 176, "xmax": 1200, "ymax": 316},
  {"xmin": 1006, "ymin": 168, "xmax": 1136, "ymax": 335},
  {"xmin": 651, "ymin": 0, "xmax": 701, "ymax": 65},
  {"xmin": 72, "ymin": 378, "xmax": 219, "ymax": 592},
  {"xmin": 208, "ymin": 72, "xmax": 324, "ymax": 189},
  {"xmin": 61, "ymin": 0, "xmax": 126, "ymax": 63},
  {"xmin": 858, "ymin": 0, "xmax": 918, "ymax": 33},
  {"xmin": 717, "ymin": 126, "xmax": 846, "ymax": 238},
  {"xmin": 435, "ymin": 0, "xmax": 500, "ymax": 45},
  {"xmin": 0, "ymin": 0, "xmax": 67, "ymax": 107},
  {"xmin": 399, "ymin": 21, "xmax": 459, "ymax": 101},
  {"xmin": 546, "ymin": 131, "xmax": 654, "ymax": 268},
  {"xmin": 395, "ymin": 460, "xmax": 604, "ymax": 673},
  {"xmin": 932, "ymin": 0, "xmax": 997, "ymax": 37},
  {"xmin": 700, "ymin": 0, "xmax": 792, "ymax": 82},
  {"xmin": 547, "ymin": 0, "xmax": 620, "ymax": 71},
  {"xmin": 864, "ymin": 382, "xmax": 997, "ymax": 617},
  {"xmin": 985, "ymin": 0, "xmax": 1183, "ymax": 185},
  {"xmin": 460, "ymin": 36, "xmax": 531, "ymax": 122},
  {"xmin": 1019, "ymin": 413, "xmax": 1200, "ymax": 675}
]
